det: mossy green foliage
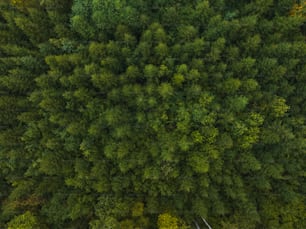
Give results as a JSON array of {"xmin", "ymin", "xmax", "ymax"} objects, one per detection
[
  {"xmin": 158, "ymin": 212, "xmax": 189, "ymax": 229},
  {"xmin": 0, "ymin": 0, "xmax": 305, "ymax": 228},
  {"xmin": 7, "ymin": 211, "xmax": 46, "ymax": 229}
]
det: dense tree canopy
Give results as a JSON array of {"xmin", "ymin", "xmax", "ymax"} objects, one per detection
[{"xmin": 0, "ymin": 0, "xmax": 305, "ymax": 228}]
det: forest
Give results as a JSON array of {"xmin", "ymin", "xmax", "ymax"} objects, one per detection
[{"xmin": 0, "ymin": 0, "xmax": 305, "ymax": 228}]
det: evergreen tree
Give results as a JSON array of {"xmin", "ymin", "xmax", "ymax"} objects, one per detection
[{"xmin": 0, "ymin": 0, "xmax": 305, "ymax": 228}]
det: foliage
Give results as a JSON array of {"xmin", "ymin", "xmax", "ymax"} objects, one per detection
[
  {"xmin": 7, "ymin": 211, "xmax": 43, "ymax": 229},
  {"xmin": 0, "ymin": 0, "xmax": 305, "ymax": 228},
  {"xmin": 157, "ymin": 213, "xmax": 189, "ymax": 229}
]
